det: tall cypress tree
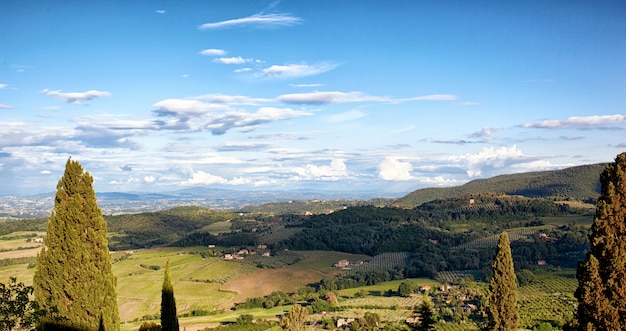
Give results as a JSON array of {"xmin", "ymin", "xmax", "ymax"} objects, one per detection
[
  {"xmin": 485, "ymin": 231, "xmax": 518, "ymax": 331},
  {"xmin": 573, "ymin": 152, "xmax": 626, "ymax": 330},
  {"xmin": 161, "ymin": 260, "xmax": 178, "ymax": 331},
  {"xmin": 33, "ymin": 158, "xmax": 120, "ymax": 331}
]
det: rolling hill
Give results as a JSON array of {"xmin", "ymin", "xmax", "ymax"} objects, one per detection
[{"xmin": 392, "ymin": 163, "xmax": 606, "ymax": 208}]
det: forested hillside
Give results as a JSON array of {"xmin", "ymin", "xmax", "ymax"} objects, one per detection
[{"xmin": 393, "ymin": 163, "xmax": 605, "ymax": 208}]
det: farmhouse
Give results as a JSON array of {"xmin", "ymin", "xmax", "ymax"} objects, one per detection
[
  {"xmin": 337, "ymin": 318, "xmax": 355, "ymax": 328},
  {"xmin": 334, "ymin": 259, "xmax": 350, "ymax": 268}
]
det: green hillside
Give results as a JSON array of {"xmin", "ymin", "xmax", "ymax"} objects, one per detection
[{"xmin": 393, "ymin": 163, "xmax": 606, "ymax": 208}]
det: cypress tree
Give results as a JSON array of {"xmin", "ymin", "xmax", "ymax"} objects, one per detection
[
  {"xmin": 485, "ymin": 231, "xmax": 518, "ymax": 331},
  {"xmin": 33, "ymin": 158, "xmax": 120, "ymax": 331},
  {"xmin": 573, "ymin": 152, "xmax": 626, "ymax": 330},
  {"xmin": 161, "ymin": 260, "xmax": 178, "ymax": 331}
]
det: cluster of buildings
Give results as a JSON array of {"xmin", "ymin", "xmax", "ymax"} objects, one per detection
[{"xmin": 223, "ymin": 244, "xmax": 271, "ymax": 260}]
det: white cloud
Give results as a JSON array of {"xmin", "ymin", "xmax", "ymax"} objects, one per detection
[
  {"xmin": 200, "ymin": 49, "xmax": 226, "ymax": 56},
  {"xmin": 262, "ymin": 63, "xmax": 337, "ymax": 78},
  {"xmin": 292, "ymin": 159, "xmax": 348, "ymax": 180},
  {"xmin": 0, "ymin": 84, "xmax": 7, "ymax": 89},
  {"xmin": 448, "ymin": 145, "xmax": 525, "ymax": 177},
  {"xmin": 278, "ymin": 91, "xmax": 457, "ymax": 104},
  {"xmin": 193, "ymin": 94, "xmax": 272, "ymax": 105},
  {"xmin": 41, "ymin": 89, "xmax": 112, "ymax": 104},
  {"xmin": 278, "ymin": 91, "xmax": 385, "ymax": 104},
  {"xmin": 290, "ymin": 83, "xmax": 324, "ymax": 88},
  {"xmin": 0, "ymin": 104, "xmax": 12, "ymax": 109},
  {"xmin": 155, "ymin": 10, "xmax": 166, "ymax": 14},
  {"xmin": 153, "ymin": 99, "xmax": 231, "ymax": 116},
  {"xmin": 182, "ymin": 171, "xmax": 228, "ymax": 185},
  {"xmin": 213, "ymin": 56, "xmax": 249, "ymax": 64},
  {"xmin": 405, "ymin": 94, "xmax": 458, "ymax": 101},
  {"xmin": 198, "ymin": 13, "xmax": 302, "ymax": 30},
  {"xmin": 234, "ymin": 68, "xmax": 252, "ymax": 73},
  {"xmin": 522, "ymin": 114, "xmax": 626, "ymax": 129},
  {"xmin": 144, "ymin": 175, "xmax": 156, "ymax": 183},
  {"xmin": 378, "ymin": 158, "xmax": 414, "ymax": 181},
  {"xmin": 153, "ymin": 96, "xmax": 311, "ymax": 135}
]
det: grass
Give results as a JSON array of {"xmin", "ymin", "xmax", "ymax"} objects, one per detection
[{"xmin": 201, "ymin": 221, "xmax": 232, "ymax": 235}]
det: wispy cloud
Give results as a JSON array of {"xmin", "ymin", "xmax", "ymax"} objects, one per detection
[
  {"xmin": 290, "ymin": 83, "xmax": 324, "ymax": 88},
  {"xmin": 192, "ymin": 94, "xmax": 272, "ymax": 105},
  {"xmin": 278, "ymin": 91, "xmax": 457, "ymax": 105},
  {"xmin": 0, "ymin": 104, "xmax": 12, "ymax": 109},
  {"xmin": 198, "ymin": 13, "xmax": 302, "ymax": 30},
  {"xmin": 41, "ymin": 89, "xmax": 112, "ymax": 104},
  {"xmin": 153, "ymin": 98, "xmax": 312, "ymax": 135},
  {"xmin": 216, "ymin": 142, "xmax": 272, "ymax": 152},
  {"xmin": 521, "ymin": 114, "xmax": 626, "ymax": 129},
  {"xmin": 199, "ymin": 49, "xmax": 226, "ymax": 56},
  {"xmin": 213, "ymin": 56, "xmax": 249, "ymax": 64},
  {"xmin": 155, "ymin": 10, "xmax": 166, "ymax": 14},
  {"xmin": 329, "ymin": 110, "xmax": 365, "ymax": 123},
  {"xmin": 261, "ymin": 63, "xmax": 337, "ymax": 78},
  {"xmin": 0, "ymin": 84, "xmax": 7, "ymax": 89}
]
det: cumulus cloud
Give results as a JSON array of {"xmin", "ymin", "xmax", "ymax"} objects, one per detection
[
  {"xmin": 0, "ymin": 104, "xmax": 13, "ymax": 109},
  {"xmin": 41, "ymin": 89, "xmax": 112, "ymax": 104},
  {"xmin": 378, "ymin": 157, "xmax": 414, "ymax": 181},
  {"xmin": 292, "ymin": 159, "xmax": 348, "ymax": 180},
  {"xmin": 199, "ymin": 48, "xmax": 226, "ymax": 56},
  {"xmin": 521, "ymin": 114, "xmax": 626, "ymax": 129},
  {"xmin": 198, "ymin": 13, "xmax": 302, "ymax": 30},
  {"xmin": 213, "ymin": 56, "xmax": 249, "ymax": 64},
  {"xmin": 262, "ymin": 63, "xmax": 337, "ymax": 78},
  {"xmin": 181, "ymin": 171, "xmax": 251, "ymax": 186},
  {"xmin": 181, "ymin": 171, "xmax": 228, "ymax": 185},
  {"xmin": 278, "ymin": 91, "xmax": 457, "ymax": 104},
  {"xmin": 446, "ymin": 145, "xmax": 528, "ymax": 177}
]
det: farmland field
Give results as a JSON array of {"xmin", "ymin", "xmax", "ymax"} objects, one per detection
[{"xmin": 0, "ymin": 235, "xmax": 581, "ymax": 331}]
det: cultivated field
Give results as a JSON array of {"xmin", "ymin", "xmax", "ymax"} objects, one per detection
[{"xmin": 0, "ymin": 233, "xmax": 580, "ymax": 331}]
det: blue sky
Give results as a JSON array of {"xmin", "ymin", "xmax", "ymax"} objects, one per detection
[{"xmin": 1, "ymin": 1, "xmax": 625, "ymax": 197}]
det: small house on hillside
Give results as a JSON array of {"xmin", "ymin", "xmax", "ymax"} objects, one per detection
[{"xmin": 334, "ymin": 260, "xmax": 350, "ymax": 268}]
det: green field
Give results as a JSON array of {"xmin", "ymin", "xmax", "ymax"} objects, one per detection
[{"xmin": 0, "ymin": 240, "xmax": 580, "ymax": 331}]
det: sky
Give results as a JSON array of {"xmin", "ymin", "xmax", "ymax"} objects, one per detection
[{"xmin": 1, "ymin": 1, "xmax": 625, "ymax": 197}]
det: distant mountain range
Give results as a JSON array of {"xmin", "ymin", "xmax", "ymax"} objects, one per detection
[{"xmin": 0, "ymin": 163, "xmax": 607, "ymax": 219}]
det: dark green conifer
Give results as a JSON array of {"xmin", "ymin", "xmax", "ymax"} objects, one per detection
[
  {"xmin": 573, "ymin": 152, "xmax": 626, "ymax": 330},
  {"xmin": 485, "ymin": 231, "xmax": 518, "ymax": 331},
  {"xmin": 33, "ymin": 158, "xmax": 120, "ymax": 331},
  {"xmin": 161, "ymin": 260, "xmax": 179, "ymax": 331}
]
